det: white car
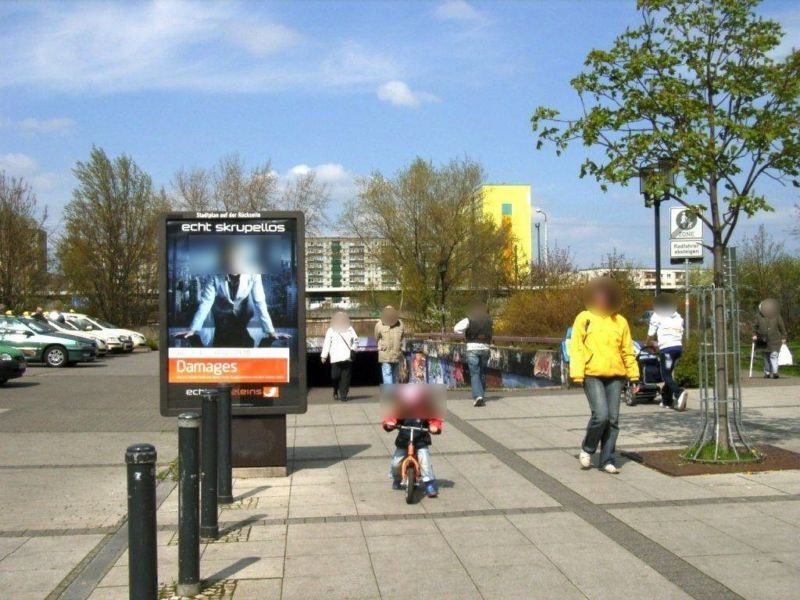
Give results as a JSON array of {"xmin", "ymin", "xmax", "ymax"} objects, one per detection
[
  {"xmin": 24, "ymin": 318, "xmax": 108, "ymax": 356},
  {"xmin": 61, "ymin": 314, "xmax": 137, "ymax": 353}
]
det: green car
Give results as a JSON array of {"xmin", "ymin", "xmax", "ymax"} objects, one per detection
[
  {"xmin": 0, "ymin": 343, "xmax": 26, "ymax": 384},
  {"xmin": 0, "ymin": 316, "xmax": 97, "ymax": 367}
]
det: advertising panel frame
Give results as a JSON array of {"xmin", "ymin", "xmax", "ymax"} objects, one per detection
[{"xmin": 159, "ymin": 211, "xmax": 306, "ymax": 417}]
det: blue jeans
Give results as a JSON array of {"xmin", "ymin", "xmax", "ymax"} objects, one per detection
[
  {"xmin": 390, "ymin": 447, "xmax": 435, "ymax": 482},
  {"xmin": 381, "ymin": 362, "xmax": 399, "ymax": 385},
  {"xmin": 582, "ymin": 376, "xmax": 624, "ymax": 468},
  {"xmin": 658, "ymin": 347, "xmax": 684, "ymax": 405},
  {"xmin": 466, "ymin": 349, "xmax": 489, "ymax": 399}
]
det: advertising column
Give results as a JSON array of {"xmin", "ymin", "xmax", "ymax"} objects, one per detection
[{"xmin": 159, "ymin": 211, "xmax": 306, "ymax": 474}]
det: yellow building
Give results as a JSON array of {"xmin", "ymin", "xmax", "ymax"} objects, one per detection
[{"xmin": 480, "ymin": 184, "xmax": 533, "ymax": 273}]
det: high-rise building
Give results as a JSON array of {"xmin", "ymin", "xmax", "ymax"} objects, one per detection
[
  {"xmin": 480, "ymin": 184, "xmax": 533, "ymax": 272},
  {"xmin": 305, "ymin": 237, "xmax": 398, "ymax": 292}
]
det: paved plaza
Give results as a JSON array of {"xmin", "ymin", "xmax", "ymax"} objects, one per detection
[{"xmin": 1, "ymin": 351, "xmax": 798, "ymax": 599}]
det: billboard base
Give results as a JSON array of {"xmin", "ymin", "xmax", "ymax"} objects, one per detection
[
  {"xmin": 232, "ymin": 466, "xmax": 288, "ymax": 478},
  {"xmin": 231, "ymin": 415, "xmax": 287, "ymax": 475}
]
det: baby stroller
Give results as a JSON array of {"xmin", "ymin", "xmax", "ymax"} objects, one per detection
[{"xmin": 622, "ymin": 341, "xmax": 663, "ymax": 406}]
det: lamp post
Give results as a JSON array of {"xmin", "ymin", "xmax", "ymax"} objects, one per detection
[
  {"xmin": 638, "ymin": 158, "xmax": 675, "ymax": 295},
  {"xmin": 535, "ymin": 208, "xmax": 549, "ymax": 268},
  {"xmin": 437, "ymin": 260, "xmax": 446, "ymax": 336}
]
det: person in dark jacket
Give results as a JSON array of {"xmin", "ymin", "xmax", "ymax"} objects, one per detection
[
  {"xmin": 454, "ymin": 300, "xmax": 493, "ymax": 407},
  {"xmin": 752, "ymin": 299, "xmax": 787, "ymax": 379}
]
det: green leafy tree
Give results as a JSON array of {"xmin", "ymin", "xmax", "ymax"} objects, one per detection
[
  {"xmin": 58, "ymin": 147, "xmax": 169, "ymax": 326},
  {"xmin": 0, "ymin": 173, "xmax": 47, "ymax": 309},
  {"xmin": 532, "ymin": 0, "xmax": 799, "ymax": 454},
  {"xmin": 341, "ymin": 157, "xmax": 514, "ymax": 329}
]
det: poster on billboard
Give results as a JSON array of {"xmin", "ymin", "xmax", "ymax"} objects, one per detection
[{"xmin": 159, "ymin": 211, "xmax": 306, "ymax": 416}]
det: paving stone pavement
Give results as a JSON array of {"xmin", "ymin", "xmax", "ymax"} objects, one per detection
[{"xmin": 1, "ymin": 351, "xmax": 798, "ymax": 599}]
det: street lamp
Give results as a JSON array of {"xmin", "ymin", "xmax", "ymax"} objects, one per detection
[
  {"xmin": 437, "ymin": 260, "xmax": 447, "ymax": 336},
  {"xmin": 638, "ymin": 158, "xmax": 675, "ymax": 295},
  {"xmin": 535, "ymin": 208, "xmax": 549, "ymax": 268}
]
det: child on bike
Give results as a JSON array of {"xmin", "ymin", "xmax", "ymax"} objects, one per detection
[{"xmin": 381, "ymin": 385, "xmax": 443, "ymax": 498}]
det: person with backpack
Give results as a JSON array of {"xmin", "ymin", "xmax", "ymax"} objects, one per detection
[
  {"xmin": 454, "ymin": 300, "xmax": 493, "ymax": 407},
  {"xmin": 569, "ymin": 277, "xmax": 639, "ymax": 474},
  {"xmin": 321, "ymin": 311, "xmax": 359, "ymax": 402},
  {"xmin": 646, "ymin": 293, "xmax": 688, "ymax": 411}
]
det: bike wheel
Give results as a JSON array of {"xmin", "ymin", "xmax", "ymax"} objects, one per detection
[{"xmin": 404, "ymin": 463, "xmax": 417, "ymax": 504}]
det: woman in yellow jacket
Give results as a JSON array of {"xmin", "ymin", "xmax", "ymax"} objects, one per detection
[{"xmin": 569, "ymin": 277, "xmax": 639, "ymax": 474}]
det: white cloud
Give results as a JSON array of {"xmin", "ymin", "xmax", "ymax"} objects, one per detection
[
  {"xmin": 283, "ymin": 162, "xmax": 357, "ymax": 206},
  {"xmin": 15, "ymin": 117, "xmax": 75, "ymax": 133},
  {"xmin": 376, "ymin": 80, "xmax": 439, "ymax": 107},
  {"xmin": 0, "ymin": 153, "xmax": 62, "ymax": 192},
  {"xmin": 0, "ymin": 1, "xmax": 400, "ymax": 94},
  {"xmin": 433, "ymin": 0, "xmax": 486, "ymax": 23}
]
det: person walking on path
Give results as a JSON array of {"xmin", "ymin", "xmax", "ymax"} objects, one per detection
[
  {"xmin": 321, "ymin": 311, "xmax": 359, "ymax": 402},
  {"xmin": 454, "ymin": 300, "xmax": 493, "ymax": 407},
  {"xmin": 569, "ymin": 277, "xmax": 639, "ymax": 474},
  {"xmin": 646, "ymin": 293, "xmax": 688, "ymax": 411},
  {"xmin": 753, "ymin": 298, "xmax": 787, "ymax": 379},
  {"xmin": 375, "ymin": 306, "xmax": 404, "ymax": 385}
]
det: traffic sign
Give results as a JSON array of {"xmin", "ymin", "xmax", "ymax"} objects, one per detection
[
  {"xmin": 670, "ymin": 207, "xmax": 703, "ymax": 240},
  {"xmin": 670, "ymin": 239, "xmax": 703, "ymax": 264}
]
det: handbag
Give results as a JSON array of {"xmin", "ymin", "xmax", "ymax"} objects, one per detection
[
  {"xmin": 778, "ymin": 343, "xmax": 793, "ymax": 366},
  {"xmin": 337, "ymin": 331, "xmax": 357, "ymax": 361}
]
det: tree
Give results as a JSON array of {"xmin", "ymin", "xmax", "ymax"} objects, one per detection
[
  {"xmin": 532, "ymin": 0, "xmax": 800, "ymax": 455},
  {"xmin": 340, "ymin": 157, "xmax": 514, "ymax": 328},
  {"xmin": 58, "ymin": 147, "xmax": 169, "ymax": 326},
  {"xmin": 0, "ymin": 173, "xmax": 47, "ymax": 309},
  {"xmin": 172, "ymin": 154, "xmax": 331, "ymax": 234},
  {"xmin": 738, "ymin": 225, "xmax": 800, "ymax": 336}
]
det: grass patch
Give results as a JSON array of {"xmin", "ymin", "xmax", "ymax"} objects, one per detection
[
  {"xmin": 681, "ymin": 442, "xmax": 762, "ymax": 463},
  {"xmin": 157, "ymin": 458, "xmax": 178, "ymax": 482}
]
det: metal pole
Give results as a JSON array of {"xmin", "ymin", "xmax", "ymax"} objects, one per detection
[
  {"xmin": 200, "ymin": 391, "xmax": 219, "ymax": 540},
  {"xmin": 535, "ymin": 222, "xmax": 542, "ymax": 266},
  {"xmin": 654, "ymin": 198, "xmax": 662, "ymax": 295},
  {"xmin": 217, "ymin": 385, "xmax": 233, "ymax": 504},
  {"xmin": 177, "ymin": 413, "xmax": 201, "ymax": 597},
  {"xmin": 126, "ymin": 443, "xmax": 158, "ymax": 600},
  {"xmin": 684, "ymin": 258, "xmax": 690, "ymax": 337}
]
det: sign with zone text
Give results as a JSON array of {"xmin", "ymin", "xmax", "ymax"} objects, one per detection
[
  {"xmin": 159, "ymin": 211, "xmax": 306, "ymax": 416},
  {"xmin": 670, "ymin": 207, "xmax": 704, "ymax": 264}
]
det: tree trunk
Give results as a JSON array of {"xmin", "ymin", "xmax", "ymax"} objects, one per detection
[{"xmin": 712, "ymin": 242, "xmax": 731, "ymax": 451}]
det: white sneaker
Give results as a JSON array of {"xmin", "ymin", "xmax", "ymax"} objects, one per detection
[
  {"xmin": 603, "ymin": 464, "xmax": 619, "ymax": 474},
  {"xmin": 473, "ymin": 396, "xmax": 485, "ymax": 407},
  {"xmin": 578, "ymin": 451, "xmax": 591, "ymax": 469},
  {"xmin": 676, "ymin": 390, "xmax": 688, "ymax": 412}
]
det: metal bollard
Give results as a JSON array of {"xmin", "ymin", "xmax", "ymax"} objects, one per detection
[
  {"xmin": 126, "ymin": 443, "xmax": 158, "ymax": 600},
  {"xmin": 200, "ymin": 391, "xmax": 219, "ymax": 540},
  {"xmin": 217, "ymin": 384, "xmax": 233, "ymax": 504},
  {"xmin": 177, "ymin": 413, "xmax": 201, "ymax": 597}
]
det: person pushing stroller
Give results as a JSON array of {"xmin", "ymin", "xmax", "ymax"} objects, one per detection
[{"xmin": 645, "ymin": 293, "xmax": 688, "ymax": 411}]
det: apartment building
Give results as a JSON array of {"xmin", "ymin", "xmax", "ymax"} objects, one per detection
[{"xmin": 306, "ymin": 237, "xmax": 398, "ymax": 292}]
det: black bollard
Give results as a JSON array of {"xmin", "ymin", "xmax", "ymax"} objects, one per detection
[
  {"xmin": 217, "ymin": 384, "xmax": 233, "ymax": 504},
  {"xmin": 177, "ymin": 413, "xmax": 201, "ymax": 597},
  {"xmin": 126, "ymin": 443, "xmax": 158, "ymax": 600},
  {"xmin": 200, "ymin": 391, "xmax": 219, "ymax": 540}
]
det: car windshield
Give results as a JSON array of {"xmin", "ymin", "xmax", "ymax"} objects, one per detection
[
  {"xmin": 61, "ymin": 321, "xmax": 80, "ymax": 331},
  {"xmin": 23, "ymin": 319, "xmax": 57, "ymax": 334},
  {"xmin": 96, "ymin": 319, "xmax": 118, "ymax": 328},
  {"xmin": 0, "ymin": 317, "xmax": 30, "ymax": 334},
  {"xmin": 70, "ymin": 318, "xmax": 96, "ymax": 331}
]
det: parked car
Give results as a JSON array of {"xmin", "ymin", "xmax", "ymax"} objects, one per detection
[
  {"xmin": 60, "ymin": 315, "xmax": 134, "ymax": 353},
  {"xmin": 0, "ymin": 316, "xmax": 97, "ymax": 367},
  {"xmin": 20, "ymin": 317, "xmax": 108, "ymax": 357},
  {"xmin": 63, "ymin": 313, "xmax": 144, "ymax": 351},
  {"xmin": 0, "ymin": 343, "xmax": 26, "ymax": 384}
]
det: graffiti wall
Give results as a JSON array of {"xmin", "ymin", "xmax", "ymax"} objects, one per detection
[{"xmin": 402, "ymin": 340, "xmax": 562, "ymax": 390}]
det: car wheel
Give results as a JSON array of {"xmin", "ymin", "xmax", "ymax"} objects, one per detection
[{"xmin": 44, "ymin": 345, "xmax": 68, "ymax": 368}]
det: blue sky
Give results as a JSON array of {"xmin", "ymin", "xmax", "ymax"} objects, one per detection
[{"xmin": 1, "ymin": 0, "xmax": 798, "ymax": 267}]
